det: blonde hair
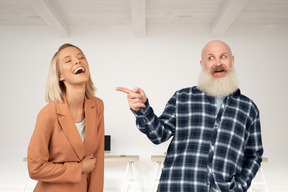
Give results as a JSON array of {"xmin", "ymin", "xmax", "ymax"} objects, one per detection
[{"xmin": 45, "ymin": 43, "xmax": 96, "ymax": 103}]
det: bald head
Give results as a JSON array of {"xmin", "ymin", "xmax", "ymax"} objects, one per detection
[{"xmin": 201, "ymin": 40, "xmax": 233, "ymax": 60}]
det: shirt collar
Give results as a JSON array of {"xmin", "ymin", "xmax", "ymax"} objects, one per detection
[{"xmin": 194, "ymin": 86, "xmax": 241, "ymax": 98}]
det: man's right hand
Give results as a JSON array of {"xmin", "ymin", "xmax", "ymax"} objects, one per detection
[{"xmin": 115, "ymin": 87, "xmax": 147, "ymax": 112}]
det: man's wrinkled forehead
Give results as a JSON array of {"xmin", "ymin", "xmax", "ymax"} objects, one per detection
[{"xmin": 201, "ymin": 40, "xmax": 232, "ymax": 58}]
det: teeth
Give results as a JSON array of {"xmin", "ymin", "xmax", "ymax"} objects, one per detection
[{"xmin": 73, "ymin": 67, "xmax": 85, "ymax": 74}]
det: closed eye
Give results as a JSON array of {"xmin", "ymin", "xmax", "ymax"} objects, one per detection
[{"xmin": 77, "ymin": 53, "xmax": 86, "ymax": 60}]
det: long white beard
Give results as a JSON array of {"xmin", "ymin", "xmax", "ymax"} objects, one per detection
[{"xmin": 197, "ymin": 67, "xmax": 239, "ymax": 98}]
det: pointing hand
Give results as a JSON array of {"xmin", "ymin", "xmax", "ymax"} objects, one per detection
[{"xmin": 115, "ymin": 87, "xmax": 147, "ymax": 112}]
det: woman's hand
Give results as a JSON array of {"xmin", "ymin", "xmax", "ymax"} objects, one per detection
[{"xmin": 81, "ymin": 154, "xmax": 96, "ymax": 174}]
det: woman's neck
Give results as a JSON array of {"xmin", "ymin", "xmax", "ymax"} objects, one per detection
[{"xmin": 65, "ymin": 84, "xmax": 86, "ymax": 123}]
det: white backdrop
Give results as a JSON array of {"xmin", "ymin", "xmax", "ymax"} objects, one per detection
[{"xmin": 0, "ymin": 24, "xmax": 288, "ymax": 189}]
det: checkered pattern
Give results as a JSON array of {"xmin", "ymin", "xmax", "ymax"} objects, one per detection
[{"xmin": 133, "ymin": 87, "xmax": 263, "ymax": 192}]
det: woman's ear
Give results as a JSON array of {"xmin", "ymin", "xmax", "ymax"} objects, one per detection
[{"xmin": 59, "ymin": 75, "xmax": 65, "ymax": 81}]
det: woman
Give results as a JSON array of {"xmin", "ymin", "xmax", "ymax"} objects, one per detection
[{"xmin": 27, "ymin": 43, "xmax": 104, "ymax": 192}]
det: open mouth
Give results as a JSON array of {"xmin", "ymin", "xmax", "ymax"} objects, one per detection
[
  {"xmin": 73, "ymin": 67, "xmax": 85, "ymax": 74},
  {"xmin": 213, "ymin": 66, "xmax": 226, "ymax": 74},
  {"xmin": 211, "ymin": 66, "xmax": 228, "ymax": 77},
  {"xmin": 214, "ymin": 69, "xmax": 225, "ymax": 73}
]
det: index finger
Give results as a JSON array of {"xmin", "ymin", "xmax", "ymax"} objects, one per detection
[{"xmin": 115, "ymin": 87, "xmax": 132, "ymax": 94}]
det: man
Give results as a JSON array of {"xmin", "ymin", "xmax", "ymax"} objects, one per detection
[{"xmin": 116, "ymin": 40, "xmax": 263, "ymax": 192}]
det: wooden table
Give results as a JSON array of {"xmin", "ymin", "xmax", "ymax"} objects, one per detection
[
  {"xmin": 150, "ymin": 155, "xmax": 166, "ymax": 192},
  {"xmin": 105, "ymin": 155, "xmax": 140, "ymax": 192}
]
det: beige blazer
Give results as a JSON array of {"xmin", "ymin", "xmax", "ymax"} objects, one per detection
[{"xmin": 28, "ymin": 96, "xmax": 104, "ymax": 192}]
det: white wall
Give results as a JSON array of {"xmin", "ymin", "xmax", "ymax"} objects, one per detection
[{"xmin": 1, "ymin": 24, "xmax": 288, "ymax": 190}]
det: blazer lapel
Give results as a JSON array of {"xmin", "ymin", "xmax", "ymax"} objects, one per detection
[
  {"xmin": 83, "ymin": 97, "xmax": 97, "ymax": 151},
  {"xmin": 57, "ymin": 98, "xmax": 84, "ymax": 161}
]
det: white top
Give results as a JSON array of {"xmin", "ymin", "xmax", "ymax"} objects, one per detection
[
  {"xmin": 75, "ymin": 119, "xmax": 86, "ymax": 142},
  {"xmin": 216, "ymin": 97, "xmax": 224, "ymax": 113}
]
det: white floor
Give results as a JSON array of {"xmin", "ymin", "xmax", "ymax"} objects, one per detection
[{"xmin": 0, "ymin": 147, "xmax": 287, "ymax": 192}]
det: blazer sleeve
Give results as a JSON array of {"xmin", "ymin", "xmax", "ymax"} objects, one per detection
[
  {"xmin": 27, "ymin": 105, "xmax": 83, "ymax": 184},
  {"xmin": 88, "ymin": 99, "xmax": 105, "ymax": 192}
]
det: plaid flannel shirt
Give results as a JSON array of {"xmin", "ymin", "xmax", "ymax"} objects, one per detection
[{"xmin": 133, "ymin": 86, "xmax": 263, "ymax": 192}]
